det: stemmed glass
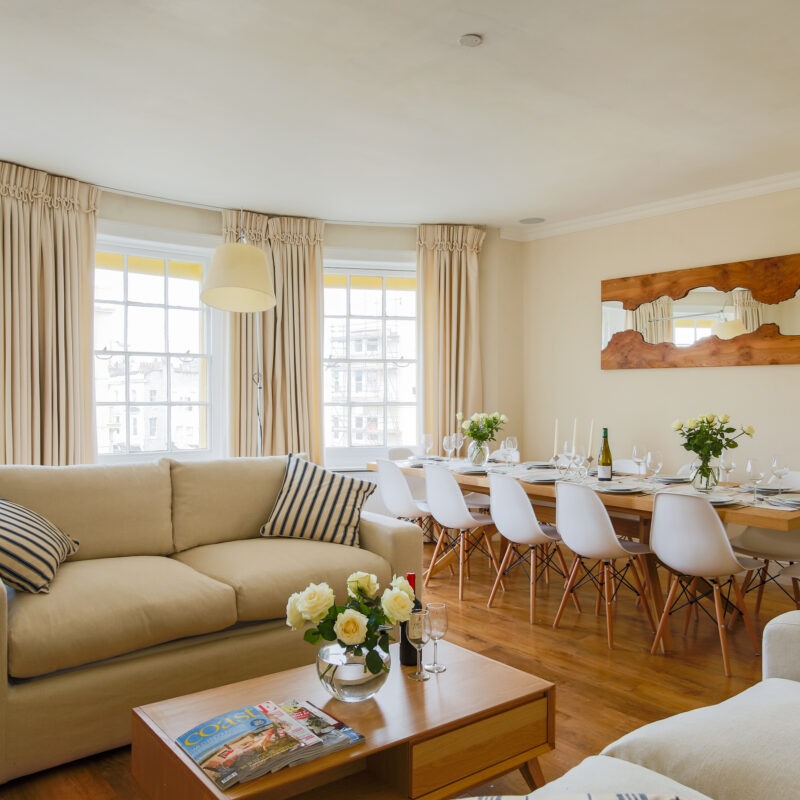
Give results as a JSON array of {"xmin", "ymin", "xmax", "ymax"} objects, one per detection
[
  {"xmin": 503, "ymin": 436, "xmax": 518, "ymax": 466},
  {"xmin": 720, "ymin": 453, "xmax": 736, "ymax": 485},
  {"xmin": 746, "ymin": 458, "xmax": 766, "ymax": 503},
  {"xmin": 443, "ymin": 435, "xmax": 455, "ymax": 461},
  {"xmin": 572, "ymin": 447, "xmax": 589, "ymax": 482},
  {"xmin": 406, "ymin": 609, "xmax": 431, "ymax": 682},
  {"xmin": 646, "ymin": 450, "xmax": 663, "ymax": 479},
  {"xmin": 424, "ymin": 603, "xmax": 448, "ymax": 673},
  {"xmin": 454, "ymin": 431, "xmax": 465, "ymax": 460},
  {"xmin": 421, "ymin": 433, "xmax": 433, "ymax": 458},
  {"xmin": 631, "ymin": 444, "xmax": 646, "ymax": 476},
  {"xmin": 771, "ymin": 455, "xmax": 790, "ymax": 495}
]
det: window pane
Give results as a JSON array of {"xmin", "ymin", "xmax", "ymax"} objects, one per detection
[
  {"xmin": 129, "ymin": 356, "xmax": 167, "ymax": 402},
  {"xmin": 324, "ymin": 318, "xmax": 346, "ymax": 358},
  {"xmin": 386, "ymin": 361, "xmax": 417, "ymax": 402},
  {"xmin": 95, "ymin": 268, "xmax": 124, "ymax": 302},
  {"xmin": 169, "ymin": 308, "xmax": 202, "ymax": 354},
  {"xmin": 387, "ymin": 406, "xmax": 417, "ymax": 447},
  {"xmin": 128, "ymin": 306, "xmax": 165, "ymax": 352},
  {"xmin": 172, "ymin": 405, "xmax": 206, "ymax": 450},
  {"xmin": 386, "ymin": 319, "xmax": 416, "ymax": 359},
  {"xmin": 351, "ymin": 405, "xmax": 384, "ymax": 446},
  {"xmin": 168, "ymin": 261, "xmax": 202, "ymax": 307},
  {"xmin": 350, "ymin": 275, "xmax": 382, "ymax": 316},
  {"xmin": 94, "ymin": 302, "xmax": 125, "ymax": 351},
  {"xmin": 351, "ymin": 362, "xmax": 384, "ymax": 402},
  {"xmin": 96, "ymin": 405, "xmax": 127, "ymax": 455},
  {"xmin": 171, "ymin": 357, "xmax": 206, "ymax": 402},
  {"xmin": 386, "ymin": 286, "xmax": 416, "ymax": 317},
  {"xmin": 139, "ymin": 406, "xmax": 168, "ymax": 452},
  {"xmin": 324, "ymin": 405, "xmax": 348, "ymax": 446},
  {"xmin": 94, "ymin": 353, "xmax": 126, "ymax": 402},
  {"xmin": 350, "ymin": 319, "xmax": 382, "ymax": 359},
  {"xmin": 324, "ymin": 287, "xmax": 347, "ymax": 316},
  {"xmin": 128, "ymin": 258, "xmax": 165, "ymax": 304},
  {"xmin": 324, "ymin": 363, "xmax": 348, "ymax": 402}
]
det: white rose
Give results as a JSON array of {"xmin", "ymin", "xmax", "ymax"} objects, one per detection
[
  {"xmin": 333, "ymin": 608, "xmax": 368, "ymax": 646},
  {"xmin": 500, "ymin": 414, "xmax": 507, "ymax": 423},
  {"xmin": 456, "ymin": 411, "xmax": 463, "ymax": 421},
  {"xmin": 697, "ymin": 414, "xmax": 707, "ymax": 422},
  {"xmin": 743, "ymin": 425, "xmax": 755, "ymax": 437},
  {"xmin": 471, "ymin": 413, "xmax": 480, "ymax": 422},
  {"xmin": 462, "ymin": 420, "xmax": 470, "ymax": 432},
  {"xmin": 706, "ymin": 413, "xmax": 716, "ymax": 423},
  {"xmin": 719, "ymin": 413, "xmax": 730, "ymax": 423},
  {"xmin": 390, "ymin": 574, "xmax": 415, "ymax": 602},
  {"xmin": 671, "ymin": 419, "xmax": 683, "ymax": 431},
  {"xmin": 286, "ymin": 592, "xmax": 305, "ymax": 630},
  {"xmin": 686, "ymin": 417, "xmax": 698, "ymax": 429},
  {"xmin": 347, "ymin": 571, "xmax": 379, "ymax": 599},
  {"xmin": 296, "ymin": 582, "xmax": 335, "ymax": 624},
  {"xmin": 381, "ymin": 587, "xmax": 414, "ymax": 624}
]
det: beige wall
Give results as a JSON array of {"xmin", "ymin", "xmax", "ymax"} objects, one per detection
[{"xmin": 521, "ymin": 188, "xmax": 800, "ymax": 473}]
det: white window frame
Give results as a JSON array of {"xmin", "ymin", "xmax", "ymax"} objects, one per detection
[
  {"xmin": 94, "ymin": 231, "xmax": 228, "ymax": 464},
  {"xmin": 322, "ymin": 248, "xmax": 419, "ymax": 470}
]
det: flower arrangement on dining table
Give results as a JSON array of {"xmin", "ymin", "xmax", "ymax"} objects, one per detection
[
  {"xmin": 286, "ymin": 572, "xmax": 415, "ymax": 674},
  {"xmin": 672, "ymin": 413, "xmax": 754, "ymax": 490},
  {"xmin": 457, "ymin": 410, "xmax": 507, "ymax": 465}
]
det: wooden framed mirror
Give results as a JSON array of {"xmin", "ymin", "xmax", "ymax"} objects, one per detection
[{"xmin": 601, "ymin": 252, "xmax": 800, "ymax": 369}]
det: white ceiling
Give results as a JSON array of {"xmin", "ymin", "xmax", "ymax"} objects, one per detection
[{"xmin": 2, "ymin": 0, "xmax": 800, "ymax": 237}]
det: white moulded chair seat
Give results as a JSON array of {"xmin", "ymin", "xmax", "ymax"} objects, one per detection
[
  {"xmin": 376, "ymin": 459, "xmax": 434, "ymax": 542},
  {"xmin": 488, "ymin": 474, "xmax": 580, "ymax": 624},
  {"xmin": 649, "ymin": 492, "xmax": 762, "ymax": 676},
  {"xmin": 388, "ymin": 446, "xmax": 416, "ymax": 460},
  {"xmin": 613, "ymin": 458, "xmax": 643, "ymax": 476},
  {"xmin": 553, "ymin": 482, "xmax": 656, "ymax": 649},
  {"xmin": 424, "ymin": 464, "xmax": 504, "ymax": 600},
  {"xmin": 462, "ymin": 491, "xmax": 490, "ymax": 509}
]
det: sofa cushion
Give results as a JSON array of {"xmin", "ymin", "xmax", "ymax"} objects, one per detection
[
  {"xmin": 168, "ymin": 456, "xmax": 288, "ymax": 551},
  {"xmin": 260, "ymin": 456, "xmax": 375, "ymax": 547},
  {"xmin": 0, "ymin": 500, "xmax": 79, "ymax": 593},
  {"xmin": 601, "ymin": 678, "xmax": 800, "ymax": 800},
  {"xmin": 8, "ymin": 556, "xmax": 237, "ymax": 678},
  {"xmin": 0, "ymin": 462, "xmax": 172, "ymax": 560},
  {"xmin": 527, "ymin": 755, "xmax": 711, "ymax": 799},
  {"xmin": 172, "ymin": 538, "xmax": 392, "ymax": 622}
]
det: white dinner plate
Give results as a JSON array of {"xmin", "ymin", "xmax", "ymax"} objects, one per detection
[
  {"xmin": 521, "ymin": 476, "xmax": 559, "ymax": 484},
  {"xmin": 653, "ymin": 476, "xmax": 690, "ymax": 484},
  {"xmin": 739, "ymin": 484, "xmax": 781, "ymax": 495},
  {"xmin": 593, "ymin": 482, "xmax": 641, "ymax": 494},
  {"xmin": 524, "ymin": 461, "xmax": 555, "ymax": 469},
  {"xmin": 454, "ymin": 467, "xmax": 487, "ymax": 475}
]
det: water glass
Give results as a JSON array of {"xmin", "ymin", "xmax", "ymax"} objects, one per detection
[
  {"xmin": 454, "ymin": 431, "xmax": 465, "ymax": 459},
  {"xmin": 424, "ymin": 603, "xmax": 448, "ymax": 673},
  {"xmin": 503, "ymin": 436, "xmax": 519, "ymax": 466},
  {"xmin": 746, "ymin": 458, "xmax": 766, "ymax": 503},
  {"xmin": 443, "ymin": 435, "xmax": 455, "ymax": 460},
  {"xmin": 646, "ymin": 450, "xmax": 663, "ymax": 479},
  {"xmin": 771, "ymin": 455, "xmax": 790, "ymax": 494},
  {"xmin": 407, "ymin": 609, "xmax": 431, "ymax": 682},
  {"xmin": 421, "ymin": 433, "xmax": 433, "ymax": 457},
  {"xmin": 720, "ymin": 453, "xmax": 736, "ymax": 485},
  {"xmin": 632, "ymin": 444, "xmax": 646, "ymax": 476}
]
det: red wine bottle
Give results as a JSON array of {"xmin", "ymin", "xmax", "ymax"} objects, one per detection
[{"xmin": 399, "ymin": 572, "xmax": 423, "ymax": 666}]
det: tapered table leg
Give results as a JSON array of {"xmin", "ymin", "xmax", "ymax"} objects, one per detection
[{"xmin": 520, "ymin": 757, "xmax": 545, "ymax": 791}]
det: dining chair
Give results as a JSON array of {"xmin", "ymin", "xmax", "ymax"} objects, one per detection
[
  {"xmin": 613, "ymin": 458, "xmax": 642, "ymax": 475},
  {"xmin": 376, "ymin": 458, "xmax": 432, "ymax": 526},
  {"xmin": 388, "ymin": 446, "xmax": 415, "ymax": 460},
  {"xmin": 424, "ymin": 464, "xmax": 504, "ymax": 599},
  {"xmin": 553, "ymin": 482, "xmax": 655, "ymax": 648},
  {"xmin": 488, "ymin": 474, "xmax": 580, "ymax": 623},
  {"xmin": 649, "ymin": 492, "xmax": 762, "ymax": 676}
]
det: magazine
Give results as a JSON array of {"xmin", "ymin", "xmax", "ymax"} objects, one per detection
[{"xmin": 176, "ymin": 699, "xmax": 363, "ymax": 789}]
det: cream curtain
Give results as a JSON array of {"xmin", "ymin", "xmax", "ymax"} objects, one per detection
[
  {"xmin": 0, "ymin": 161, "xmax": 99, "ymax": 465},
  {"xmin": 732, "ymin": 289, "xmax": 765, "ymax": 333},
  {"xmin": 626, "ymin": 296, "xmax": 674, "ymax": 344},
  {"xmin": 418, "ymin": 224, "xmax": 485, "ymax": 452},
  {"xmin": 225, "ymin": 211, "xmax": 323, "ymax": 462}
]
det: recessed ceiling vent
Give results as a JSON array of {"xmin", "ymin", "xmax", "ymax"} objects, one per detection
[{"xmin": 458, "ymin": 33, "xmax": 483, "ymax": 47}]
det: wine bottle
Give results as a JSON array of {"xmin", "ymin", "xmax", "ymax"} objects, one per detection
[
  {"xmin": 399, "ymin": 572, "xmax": 423, "ymax": 666},
  {"xmin": 597, "ymin": 427, "xmax": 612, "ymax": 481}
]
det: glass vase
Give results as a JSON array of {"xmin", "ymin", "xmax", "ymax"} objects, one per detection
[
  {"xmin": 316, "ymin": 642, "xmax": 390, "ymax": 703},
  {"xmin": 467, "ymin": 441, "xmax": 490, "ymax": 466},
  {"xmin": 691, "ymin": 462, "xmax": 719, "ymax": 493}
]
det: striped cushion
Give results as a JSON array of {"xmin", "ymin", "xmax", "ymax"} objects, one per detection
[
  {"xmin": 260, "ymin": 456, "xmax": 375, "ymax": 547},
  {"xmin": 0, "ymin": 500, "xmax": 79, "ymax": 593}
]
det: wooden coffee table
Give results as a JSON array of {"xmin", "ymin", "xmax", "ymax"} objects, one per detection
[{"xmin": 132, "ymin": 641, "xmax": 555, "ymax": 800}]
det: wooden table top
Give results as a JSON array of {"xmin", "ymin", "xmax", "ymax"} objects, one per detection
[{"xmin": 367, "ymin": 461, "xmax": 800, "ymax": 532}]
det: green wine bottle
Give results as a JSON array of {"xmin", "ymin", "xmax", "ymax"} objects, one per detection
[{"xmin": 597, "ymin": 427, "xmax": 612, "ymax": 481}]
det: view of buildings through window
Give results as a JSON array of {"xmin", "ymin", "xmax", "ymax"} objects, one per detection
[
  {"xmin": 94, "ymin": 246, "xmax": 210, "ymax": 456},
  {"xmin": 323, "ymin": 271, "xmax": 418, "ymax": 457}
]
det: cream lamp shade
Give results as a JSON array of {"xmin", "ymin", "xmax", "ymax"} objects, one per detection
[
  {"xmin": 201, "ymin": 242, "xmax": 276, "ymax": 312},
  {"xmin": 711, "ymin": 318, "xmax": 747, "ymax": 340}
]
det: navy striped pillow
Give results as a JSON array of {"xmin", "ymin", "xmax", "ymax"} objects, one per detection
[
  {"xmin": 0, "ymin": 500, "xmax": 79, "ymax": 593},
  {"xmin": 260, "ymin": 456, "xmax": 375, "ymax": 547}
]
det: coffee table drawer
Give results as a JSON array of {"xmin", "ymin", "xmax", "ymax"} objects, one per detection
[{"xmin": 410, "ymin": 698, "xmax": 548, "ymax": 797}]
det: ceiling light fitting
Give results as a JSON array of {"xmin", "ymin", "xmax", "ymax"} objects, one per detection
[
  {"xmin": 458, "ymin": 33, "xmax": 483, "ymax": 47},
  {"xmin": 519, "ymin": 217, "xmax": 546, "ymax": 224}
]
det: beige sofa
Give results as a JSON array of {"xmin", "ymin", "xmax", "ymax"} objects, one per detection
[{"xmin": 0, "ymin": 456, "xmax": 422, "ymax": 784}]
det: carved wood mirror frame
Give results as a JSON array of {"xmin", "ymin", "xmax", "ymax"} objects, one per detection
[{"xmin": 601, "ymin": 252, "xmax": 800, "ymax": 369}]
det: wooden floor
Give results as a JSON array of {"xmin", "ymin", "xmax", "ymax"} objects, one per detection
[{"xmin": 1, "ymin": 544, "xmax": 792, "ymax": 799}]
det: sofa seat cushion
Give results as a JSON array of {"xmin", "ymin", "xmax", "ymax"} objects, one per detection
[
  {"xmin": 601, "ymin": 678, "xmax": 800, "ymax": 800},
  {"xmin": 173, "ymin": 538, "xmax": 392, "ymax": 622},
  {"xmin": 8, "ymin": 556, "xmax": 237, "ymax": 678},
  {"xmin": 527, "ymin": 755, "xmax": 712, "ymax": 799}
]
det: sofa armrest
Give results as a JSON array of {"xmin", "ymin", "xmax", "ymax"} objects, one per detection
[
  {"xmin": 763, "ymin": 610, "xmax": 800, "ymax": 681},
  {"xmin": 0, "ymin": 578, "xmax": 8, "ymax": 771},
  {"xmin": 359, "ymin": 512, "xmax": 423, "ymax": 581}
]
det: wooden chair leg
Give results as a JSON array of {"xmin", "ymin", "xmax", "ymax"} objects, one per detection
[
  {"xmin": 482, "ymin": 530, "xmax": 506, "ymax": 591},
  {"xmin": 553, "ymin": 556, "xmax": 582, "ymax": 629},
  {"xmin": 651, "ymin": 574, "xmax": 681, "ymax": 655},
  {"xmin": 712, "ymin": 580, "xmax": 732, "ymax": 677},
  {"xmin": 458, "ymin": 532, "xmax": 466, "ymax": 600},
  {"xmin": 793, "ymin": 577, "xmax": 800, "ymax": 609},
  {"xmin": 603, "ymin": 562, "xmax": 614, "ymax": 649},
  {"xmin": 487, "ymin": 544, "xmax": 514, "ymax": 609},
  {"xmin": 683, "ymin": 577, "xmax": 697, "ymax": 637},
  {"xmin": 755, "ymin": 560, "xmax": 770, "ymax": 615},
  {"xmin": 530, "ymin": 545, "xmax": 537, "ymax": 624},
  {"xmin": 595, "ymin": 564, "xmax": 604, "ymax": 616},
  {"xmin": 554, "ymin": 545, "xmax": 582, "ymax": 613},
  {"xmin": 731, "ymin": 574, "xmax": 761, "ymax": 655},
  {"xmin": 543, "ymin": 544, "xmax": 551, "ymax": 585},
  {"xmin": 424, "ymin": 526, "xmax": 447, "ymax": 587},
  {"xmin": 629, "ymin": 557, "xmax": 656, "ymax": 633}
]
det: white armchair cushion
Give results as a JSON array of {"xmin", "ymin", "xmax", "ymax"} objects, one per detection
[{"xmin": 763, "ymin": 610, "xmax": 800, "ymax": 681}]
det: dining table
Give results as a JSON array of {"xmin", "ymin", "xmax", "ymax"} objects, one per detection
[{"xmin": 367, "ymin": 459, "xmax": 800, "ymax": 651}]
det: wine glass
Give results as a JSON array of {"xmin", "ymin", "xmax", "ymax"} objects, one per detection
[
  {"xmin": 406, "ymin": 609, "xmax": 431, "ymax": 682},
  {"xmin": 503, "ymin": 436, "xmax": 518, "ymax": 466},
  {"xmin": 424, "ymin": 603, "xmax": 448, "ymax": 673},
  {"xmin": 572, "ymin": 446, "xmax": 589, "ymax": 482},
  {"xmin": 454, "ymin": 431, "xmax": 465, "ymax": 460},
  {"xmin": 771, "ymin": 455, "xmax": 790, "ymax": 495},
  {"xmin": 746, "ymin": 458, "xmax": 766, "ymax": 503},
  {"xmin": 442, "ymin": 435, "xmax": 455, "ymax": 461},
  {"xmin": 421, "ymin": 433, "xmax": 433, "ymax": 458},
  {"xmin": 646, "ymin": 450, "xmax": 663, "ymax": 479},
  {"xmin": 631, "ymin": 444, "xmax": 646, "ymax": 476},
  {"xmin": 720, "ymin": 453, "xmax": 736, "ymax": 485}
]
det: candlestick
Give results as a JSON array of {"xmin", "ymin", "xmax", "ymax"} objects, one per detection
[
  {"xmin": 553, "ymin": 418, "xmax": 559, "ymax": 457},
  {"xmin": 571, "ymin": 418, "xmax": 577, "ymax": 454},
  {"xmin": 587, "ymin": 419, "xmax": 595, "ymax": 458}
]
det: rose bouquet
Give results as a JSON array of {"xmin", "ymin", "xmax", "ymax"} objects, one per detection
[
  {"xmin": 286, "ymin": 572, "xmax": 415, "ymax": 675},
  {"xmin": 457, "ymin": 411, "xmax": 507, "ymax": 465}
]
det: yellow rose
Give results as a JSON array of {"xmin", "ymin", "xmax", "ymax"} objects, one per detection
[
  {"xmin": 697, "ymin": 414, "xmax": 708, "ymax": 422},
  {"xmin": 706, "ymin": 413, "xmax": 716, "ymax": 423},
  {"xmin": 719, "ymin": 413, "xmax": 730, "ymax": 423},
  {"xmin": 743, "ymin": 425, "xmax": 755, "ymax": 437},
  {"xmin": 333, "ymin": 608, "xmax": 368, "ymax": 646},
  {"xmin": 347, "ymin": 571, "xmax": 380, "ymax": 599},
  {"xmin": 296, "ymin": 582, "xmax": 335, "ymax": 624},
  {"xmin": 381, "ymin": 587, "xmax": 414, "ymax": 624},
  {"xmin": 390, "ymin": 574, "xmax": 415, "ymax": 602},
  {"xmin": 671, "ymin": 419, "xmax": 683, "ymax": 431},
  {"xmin": 285, "ymin": 592, "xmax": 305, "ymax": 630},
  {"xmin": 686, "ymin": 417, "xmax": 698, "ymax": 429}
]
